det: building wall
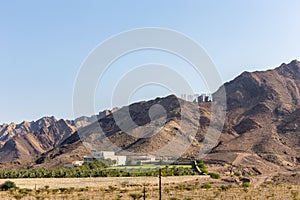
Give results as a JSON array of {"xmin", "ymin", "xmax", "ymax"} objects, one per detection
[
  {"xmin": 116, "ymin": 156, "xmax": 126, "ymax": 166},
  {"xmin": 91, "ymin": 151, "xmax": 126, "ymax": 166}
]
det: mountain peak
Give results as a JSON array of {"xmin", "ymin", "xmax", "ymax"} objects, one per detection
[
  {"xmin": 276, "ymin": 59, "xmax": 300, "ymax": 79},
  {"xmin": 1, "ymin": 60, "xmax": 300, "ymax": 172},
  {"xmin": 290, "ymin": 59, "xmax": 300, "ymax": 65}
]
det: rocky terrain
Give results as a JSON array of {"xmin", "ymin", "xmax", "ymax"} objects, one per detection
[
  {"xmin": 1, "ymin": 60, "xmax": 300, "ymax": 174},
  {"xmin": 206, "ymin": 60, "xmax": 300, "ymax": 174},
  {"xmin": 0, "ymin": 116, "xmax": 75, "ymax": 164},
  {"xmin": 0, "ymin": 110, "xmax": 113, "ymax": 167}
]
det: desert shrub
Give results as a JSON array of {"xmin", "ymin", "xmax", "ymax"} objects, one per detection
[
  {"xmin": 107, "ymin": 185, "xmax": 118, "ymax": 192},
  {"xmin": 52, "ymin": 188, "xmax": 59, "ymax": 194},
  {"xmin": 196, "ymin": 160, "xmax": 207, "ymax": 170},
  {"xmin": 220, "ymin": 184, "xmax": 231, "ymax": 191},
  {"xmin": 242, "ymin": 182, "xmax": 251, "ymax": 188},
  {"xmin": 78, "ymin": 187, "xmax": 89, "ymax": 192},
  {"xmin": 120, "ymin": 188, "xmax": 129, "ymax": 193},
  {"xmin": 164, "ymin": 188, "xmax": 170, "ymax": 193},
  {"xmin": 59, "ymin": 187, "xmax": 70, "ymax": 193},
  {"xmin": 129, "ymin": 193, "xmax": 143, "ymax": 200},
  {"xmin": 114, "ymin": 195, "xmax": 123, "ymax": 200},
  {"xmin": 19, "ymin": 188, "xmax": 32, "ymax": 194},
  {"xmin": 121, "ymin": 181, "xmax": 129, "ymax": 187},
  {"xmin": 12, "ymin": 193, "xmax": 26, "ymax": 200},
  {"xmin": 0, "ymin": 180, "xmax": 17, "ymax": 191},
  {"xmin": 234, "ymin": 171, "xmax": 241, "ymax": 177},
  {"xmin": 208, "ymin": 172, "xmax": 220, "ymax": 179},
  {"xmin": 201, "ymin": 183, "xmax": 212, "ymax": 189},
  {"xmin": 291, "ymin": 190, "xmax": 299, "ymax": 199},
  {"xmin": 186, "ymin": 184, "xmax": 196, "ymax": 191}
]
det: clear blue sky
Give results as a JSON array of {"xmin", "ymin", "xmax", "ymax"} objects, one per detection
[{"xmin": 1, "ymin": 0, "xmax": 300, "ymax": 123}]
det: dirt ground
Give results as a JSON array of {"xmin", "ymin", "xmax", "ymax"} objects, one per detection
[
  {"xmin": 0, "ymin": 174, "xmax": 299, "ymax": 199},
  {"xmin": 0, "ymin": 175, "xmax": 209, "ymax": 189}
]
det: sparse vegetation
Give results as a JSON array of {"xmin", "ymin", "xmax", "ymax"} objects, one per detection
[
  {"xmin": 233, "ymin": 171, "xmax": 242, "ymax": 177},
  {"xmin": 196, "ymin": 160, "xmax": 208, "ymax": 174},
  {"xmin": 207, "ymin": 172, "xmax": 220, "ymax": 179},
  {"xmin": 220, "ymin": 184, "xmax": 231, "ymax": 191},
  {"xmin": 201, "ymin": 183, "xmax": 212, "ymax": 189},
  {"xmin": 129, "ymin": 193, "xmax": 143, "ymax": 199},
  {"xmin": 0, "ymin": 180, "xmax": 17, "ymax": 191},
  {"xmin": 196, "ymin": 160, "xmax": 220, "ymax": 179},
  {"xmin": 0, "ymin": 176, "xmax": 298, "ymax": 199},
  {"xmin": 242, "ymin": 182, "xmax": 251, "ymax": 188}
]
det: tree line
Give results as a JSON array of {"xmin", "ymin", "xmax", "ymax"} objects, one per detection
[{"xmin": 0, "ymin": 161, "xmax": 197, "ymax": 179}]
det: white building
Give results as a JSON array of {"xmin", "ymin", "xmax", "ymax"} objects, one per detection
[
  {"xmin": 92, "ymin": 151, "xmax": 126, "ymax": 166},
  {"xmin": 126, "ymin": 154, "xmax": 156, "ymax": 165},
  {"xmin": 72, "ymin": 161, "xmax": 84, "ymax": 167},
  {"xmin": 64, "ymin": 160, "xmax": 84, "ymax": 168}
]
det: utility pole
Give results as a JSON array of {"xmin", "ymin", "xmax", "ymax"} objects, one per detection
[
  {"xmin": 159, "ymin": 168, "xmax": 162, "ymax": 200},
  {"xmin": 143, "ymin": 184, "xmax": 146, "ymax": 200}
]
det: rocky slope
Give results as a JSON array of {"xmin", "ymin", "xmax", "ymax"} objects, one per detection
[
  {"xmin": 34, "ymin": 60, "xmax": 300, "ymax": 173},
  {"xmin": 206, "ymin": 60, "xmax": 300, "ymax": 173},
  {"xmin": 1, "ymin": 60, "xmax": 300, "ymax": 174},
  {"xmin": 34, "ymin": 95, "xmax": 214, "ymax": 168},
  {"xmin": 0, "ymin": 110, "xmax": 113, "ymax": 164},
  {"xmin": 0, "ymin": 117, "xmax": 76, "ymax": 163}
]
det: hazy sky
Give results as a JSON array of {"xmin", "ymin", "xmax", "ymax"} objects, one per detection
[{"xmin": 1, "ymin": 0, "xmax": 300, "ymax": 123}]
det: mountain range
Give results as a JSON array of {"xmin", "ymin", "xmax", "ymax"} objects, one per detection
[{"xmin": 1, "ymin": 60, "xmax": 300, "ymax": 174}]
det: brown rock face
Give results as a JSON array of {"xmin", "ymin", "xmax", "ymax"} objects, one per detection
[
  {"xmin": 38, "ymin": 60, "xmax": 300, "ymax": 172},
  {"xmin": 0, "ymin": 109, "xmax": 112, "ymax": 166},
  {"xmin": 69, "ymin": 95, "xmax": 212, "ymax": 157},
  {"xmin": 233, "ymin": 118, "xmax": 261, "ymax": 134},
  {"xmin": 2, "ymin": 60, "xmax": 300, "ymax": 173},
  {"xmin": 207, "ymin": 60, "xmax": 300, "ymax": 172},
  {"xmin": 0, "ymin": 117, "xmax": 76, "ymax": 163}
]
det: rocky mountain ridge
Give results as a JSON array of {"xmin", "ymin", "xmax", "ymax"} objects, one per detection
[
  {"xmin": 1, "ymin": 60, "xmax": 300, "ymax": 174},
  {"xmin": 0, "ymin": 110, "xmax": 114, "ymax": 164},
  {"xmin": 206, "ymin": 60, "xmax": 300, "ymax": 173}
]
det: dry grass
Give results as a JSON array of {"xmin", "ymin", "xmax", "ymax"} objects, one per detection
[
  {"xmin": 0, "ymin": 175, "xmax": 299, "ymax": 200},
  {"xmin": 0, "ymin": 176, "xmax": 205, "ymax": 189}
]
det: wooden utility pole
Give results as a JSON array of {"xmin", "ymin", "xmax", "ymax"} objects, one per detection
[
  {"xmin": 143, "ymin": 184, "xmax": 146, "ymax": 200},
  {"xmin": 159, "ymin": 168, "xmax": 162, "ymax": 200}
]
